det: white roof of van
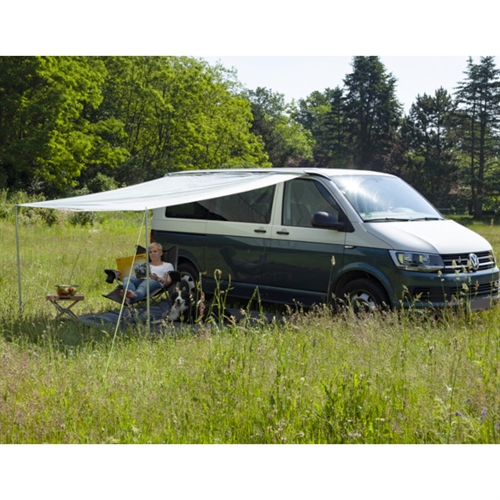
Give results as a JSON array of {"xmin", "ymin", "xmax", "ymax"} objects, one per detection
[{"xmin": 18, "ymin": 168, "xmax": 386, "ymax": 212}]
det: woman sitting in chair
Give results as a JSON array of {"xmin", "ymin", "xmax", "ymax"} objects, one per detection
[{"xmin": 120, "ymin": 242, "xmax": 174, "ymax": 304}]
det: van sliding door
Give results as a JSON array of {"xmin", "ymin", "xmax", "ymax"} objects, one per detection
[{"xmin": 203, "ymin": 185, "xmax": 275, "ymax": 296}]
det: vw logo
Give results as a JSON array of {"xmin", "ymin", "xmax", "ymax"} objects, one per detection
[{"xmin": 468, "ymin": 253, "xmax": 480, "ymax": 271}]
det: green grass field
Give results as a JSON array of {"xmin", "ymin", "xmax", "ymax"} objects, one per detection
[{"xmin": 1, "ymin": 208, "xmax": 499, "ymax": 444}]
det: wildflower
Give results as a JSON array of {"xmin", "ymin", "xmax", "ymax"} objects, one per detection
[
  {"xmin": 331, "ymin": 255, "xmax": 336, "ymax": 266},
  {"xmin": 481, "ymin": 408, "xmax": 487, "ymax": 421},
  {"xmin": 455, "ymin": 411, "xmax": 463, "ymax": 417}
]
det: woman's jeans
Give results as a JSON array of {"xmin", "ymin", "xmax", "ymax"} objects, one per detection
[{"xmin": 122, "ymin": 277, "xmax": 162, "ymax": 303}]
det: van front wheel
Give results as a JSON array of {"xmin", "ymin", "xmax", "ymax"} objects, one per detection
[{"xmin": 338, "ymin": 279, "xmax": 389, "ymax": 314}]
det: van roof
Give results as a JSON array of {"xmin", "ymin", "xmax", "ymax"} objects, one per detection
[{"xmin": 165, "ymin": 167, "xmax": 393, "ymax": 179}]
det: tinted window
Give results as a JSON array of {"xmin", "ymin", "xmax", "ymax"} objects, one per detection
[
  {"xmin": 209, "ymin": 185, "xmax": 274, "ymax": 223},
  {"xmin": 165, "ymin": 185, "xmax": 274, "ymax": 224},
  {"xmin": 283, "ymin": 179, "xmax": 340, "ymax": 227},
  {"xmin": 165, "ymin": 200, "xmax": 210, "ymax": 219}
]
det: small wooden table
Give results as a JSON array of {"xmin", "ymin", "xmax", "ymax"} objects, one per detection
[{"xmin": 46, "ymin": 294, "xmax": 85, "ymax": 320}]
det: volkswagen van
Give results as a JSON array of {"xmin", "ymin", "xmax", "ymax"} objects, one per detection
[{"xmin": 150, "ymin": 168, "xmax": 499, "ymax": 311}]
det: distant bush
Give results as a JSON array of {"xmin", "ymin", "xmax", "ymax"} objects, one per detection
[{"xmin": 68, "ymin": 211, "xmax": 97, "ymax": 226}]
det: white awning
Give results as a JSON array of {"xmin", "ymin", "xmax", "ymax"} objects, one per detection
[{"xmin": 19, "ymin": 169, "xmax": 306, "ymax": 212}]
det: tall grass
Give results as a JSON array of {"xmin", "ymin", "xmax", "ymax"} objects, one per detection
[{"xmin": 1, "ymin": 207, "xmax": 499, "ymax": 443}]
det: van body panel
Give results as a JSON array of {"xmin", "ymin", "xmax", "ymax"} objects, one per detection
[
  {"xmin": 341, "ymin": 247, "xmax": 396, "ymax": 289},
  {"xmin": 365, "ymin": 220, "xmax": 492, "ymax": 254},
  {"xmin": 207, "ymin": 233, "xmax": 270, "ymax": 287},
  {"xmin": 269, "ymin": 235, "xmax": 344, "ymax": 294},
  {"xmin": 344, "ymin": 222, "xmax": 392, "ymax": 249},
  {"xmin": 154, "ymin": 231, "xmax": 206, "ymax": 274}
]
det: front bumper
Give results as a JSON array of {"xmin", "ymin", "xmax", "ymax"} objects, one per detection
[{"xmin": 391, "ymin": 268, "xmax": 499, "ymax": 309}]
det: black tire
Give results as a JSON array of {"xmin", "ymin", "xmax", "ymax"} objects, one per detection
[
  {"xmin": 177, "ymin": 262, "xmax": 198, "ymax": 293},
  {"xmin": 337, "ymin": 278, "xmax": 389, "ymax": 314}
]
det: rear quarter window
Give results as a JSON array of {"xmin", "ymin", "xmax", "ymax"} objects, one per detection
[{"xmin": 165, "ymin": 185, "xmax": 275, "ymax": 224}]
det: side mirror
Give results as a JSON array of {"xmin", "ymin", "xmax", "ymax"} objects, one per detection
[{"xmin": 311, "ymin": 211, "xmax": 346, "ymax": 231}]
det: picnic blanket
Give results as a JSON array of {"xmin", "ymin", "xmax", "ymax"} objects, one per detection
[{"xmin": 77, "ymin": 303, "xmax": 281, "ymax": 331}]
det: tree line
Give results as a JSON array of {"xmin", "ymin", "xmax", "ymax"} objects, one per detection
[{"xmin": 0, "ymin": 56, "xmax": 499, "ymax": 218}]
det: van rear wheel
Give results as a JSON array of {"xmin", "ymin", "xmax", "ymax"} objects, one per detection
[
  {"xmin": 177, "ymin": 262, "xmax": 199, "ymax": 292},
  {"xmin": 338, "ymin": 278, "xmax": 389, "ymax": 314}
]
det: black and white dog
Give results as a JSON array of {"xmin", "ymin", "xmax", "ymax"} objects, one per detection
[{"xmin": 168, "ymin": 279, "xmax": 198, "ymax": 322}]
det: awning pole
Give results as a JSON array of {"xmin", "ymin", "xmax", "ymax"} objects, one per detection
[
  {"xmin": 15, "ymin": 205, "xmax": 23, "ymax": 317},
  {"xmin": 145, "ymin": 210, "xmax": 150, "ymax": 328}
]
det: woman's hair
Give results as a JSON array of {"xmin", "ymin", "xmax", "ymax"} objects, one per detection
[{"xmin": 149, "ymin": 242, "xmax": 163, "ymax": 252}]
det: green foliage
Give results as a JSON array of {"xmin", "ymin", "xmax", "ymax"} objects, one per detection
[
  {"xmin": 0, "ymin": 56, "xmax": 270, "ymax": 196},
  {"xmin": 295, "ymin": 87, "xmax": 349, "ymax": 168},
  {"xmin": 248, "ymin": 87, "xmax": 313, "ymax": 167},
  {"xmin": 295, "ymin": 57, "xmax": 404, "ymax": 173},
  {"xmin": 455, "ymin": 56, "xmax": 500, "ymax": 218},
  {"xmin": 0, "ymin": 57, "xmax": 128, "ymax": 196},
  {"xmin": 1, "ymin": 301, "xmax": 499, "ymax": 444},
  {"xmin": 67, "ymin": 211, "xmax": 97, "ymax": 227},
  {"xmin": 343, "ymin": 56, "xmax": 403, "ymax": 170},
  {"xmin": 402, "ymin": 88, "xmax": 459, "ymax": 208},
  {"xmin": 97, "ymin": 57, "xmax": 270, "ymax": 185}
]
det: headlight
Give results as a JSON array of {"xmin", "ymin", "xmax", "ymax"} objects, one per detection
[
  {"xmin": 489, "ymin": 249, "xmax": 497, "ymax": 266},
  {"xmin": 389, "ymin": 250, "xmax": 444, "ymax": 272}
]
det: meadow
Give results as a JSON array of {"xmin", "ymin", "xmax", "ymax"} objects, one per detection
[{"xmin": 1, "ymin": 203, "xmax": 499, "ymax": 444}]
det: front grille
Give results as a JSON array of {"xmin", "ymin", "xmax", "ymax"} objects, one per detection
[
  {"xmin": 411, "ymin": 280, "xmax": 499, "ymax": 303},
  {"xmin": 442, "ymin": 251, "xmax": 495, "ymax": 273}
]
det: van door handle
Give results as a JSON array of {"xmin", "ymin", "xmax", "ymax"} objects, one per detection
[
  {"xmin": 254, "ymin": 228, "xmax": 266, "ymax": 234},
  {"xmin": 276, "ymin": 230, "xmax": 289, "ymax": 235}
]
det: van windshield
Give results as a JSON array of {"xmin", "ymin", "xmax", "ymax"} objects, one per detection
[{"xmin": 330, "ymin": 174, "xmax": 443, "ymax": 222}]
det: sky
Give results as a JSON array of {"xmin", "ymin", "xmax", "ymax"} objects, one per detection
[{"xmin": 202, "ymin": 55, "xmax": 499, "ymax": 114}]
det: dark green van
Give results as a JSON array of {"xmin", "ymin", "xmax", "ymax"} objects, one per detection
[{"xmin": 151, "ymin": 168, "xmax": 499, "ymax": 311}]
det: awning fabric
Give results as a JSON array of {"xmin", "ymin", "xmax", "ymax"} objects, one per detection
[{"xmin": 19, "ymin": 169, "xmax": 305, "ymax": 212}]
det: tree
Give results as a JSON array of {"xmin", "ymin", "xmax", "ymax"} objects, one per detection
[
  {"xmin": 314, "ymin": 87, "xmax": 349, "ymax": 168},
  {"xmin": 0, "ymin": 57, "xmax": 127, "ymax": 195},
  {"xmin": 247, "ymin": 87, "xmax": 313, "ymax": 168},
  {"xmin": 343, "ymin": 56, "xmax": 402, "ymax": 171},
  {"xmin": 294, "ymin": 87, "xmax": 348, "ymax": 168},
  {"xmin": 402, "ymin": 88, "xmax": 458, "ymax": 208},
  {"xmin": 98, "ymin": 57, "xmax": 270, "ymax": 185},
  {"xmin": 455, "ymin": 56, "xmax": 500, "ymax": 219}
]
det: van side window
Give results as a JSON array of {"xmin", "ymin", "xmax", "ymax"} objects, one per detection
[
  {"xmin": 165, "ymin": 185, "xmax": 274, "ymax": 223},
  {"xmin": 283, "ymin": 179, "xmax": 340, "ymax": 227},
  {"xmin": 165, "ymin": 199, "xmax": 211, "ymax": 219},
  {"xmin": 208, "ymin": 185, "xmax": 275, "ymax": 223}
]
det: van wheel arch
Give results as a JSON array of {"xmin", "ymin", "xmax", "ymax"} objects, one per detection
[{"xmin": 335, "ymin": 275, "xmax": 390, "ymax": 313}]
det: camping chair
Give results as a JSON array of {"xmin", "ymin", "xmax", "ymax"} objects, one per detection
[{"xmin": 103, "ymin": 245, "xmax": 182, "ymax": 316}]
